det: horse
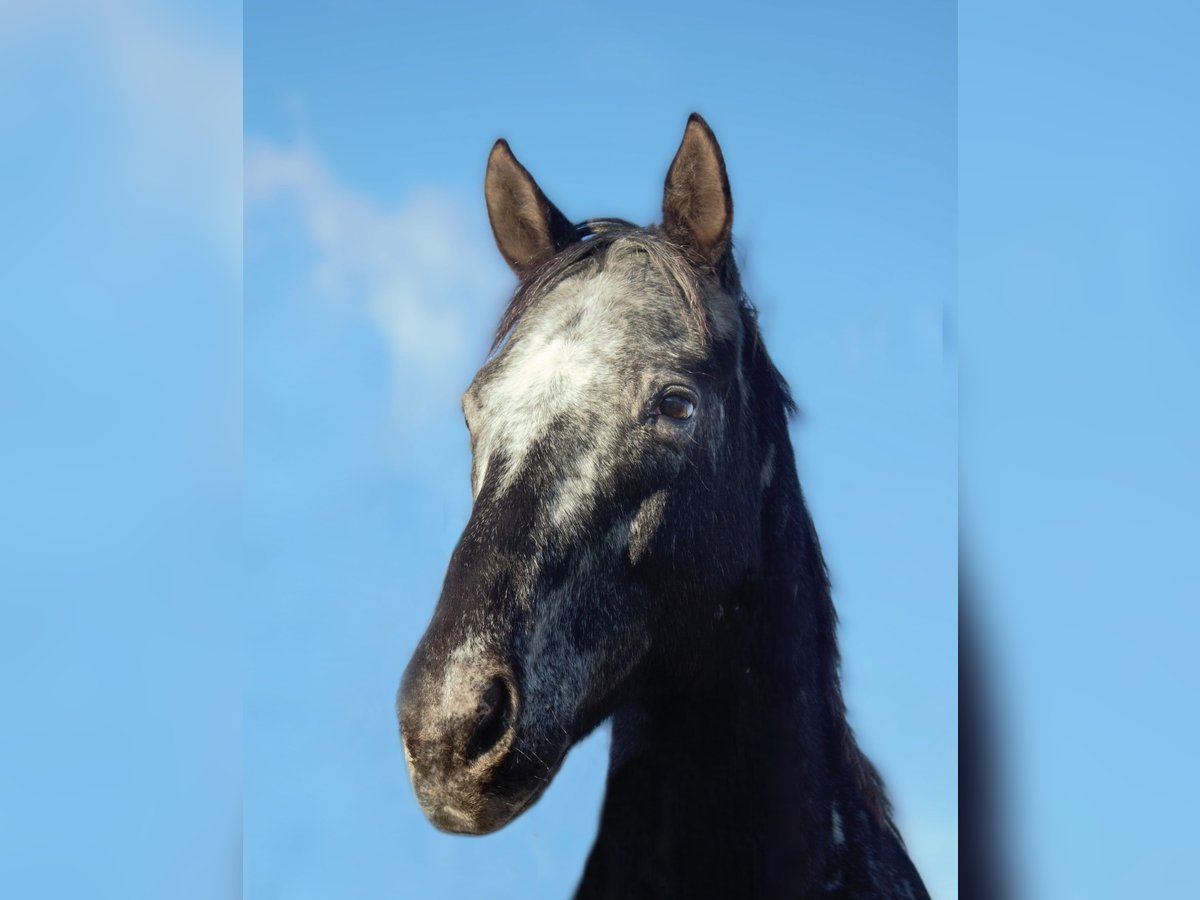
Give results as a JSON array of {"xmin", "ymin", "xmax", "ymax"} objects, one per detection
[{"xmin": 397, "ymin": 114, "xmax": 931, "ymax": 899}]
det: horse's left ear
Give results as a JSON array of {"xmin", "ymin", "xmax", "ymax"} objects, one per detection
[
  {"xmin": 662, "ymin": 113, "xmax": 733, "ymax": 267},
  {"xmin": 485, "ymin": 139, "xmax": 578, "ymax": 278}
]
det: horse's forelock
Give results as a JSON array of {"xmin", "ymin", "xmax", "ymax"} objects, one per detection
[{"xmin": 490, "ymin": 220, "xmax": 720, "ymax": 355}]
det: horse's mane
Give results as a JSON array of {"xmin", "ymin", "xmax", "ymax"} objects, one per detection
[{"xmin": 745, "ymin": 320, "xmax": 897, "ymax": 835}]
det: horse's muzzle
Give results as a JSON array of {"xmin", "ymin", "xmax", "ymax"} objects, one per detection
[{"xmin": 397, "ymin": 642, "xmax": 524, "ymax": 834}]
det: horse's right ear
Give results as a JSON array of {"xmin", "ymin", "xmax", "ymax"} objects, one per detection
[{"xmin": 485, "ymin": 140, "xmax": 577, "ymax": 278}]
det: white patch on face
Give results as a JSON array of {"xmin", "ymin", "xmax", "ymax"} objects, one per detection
[
  {"xmin": 832, "ymin": 803, "xmax": 845, "ymax": 846},
  {"xmin": 471, "ymin": 269, "xmax": 629, "ymax": 498},
  {"xmin": 549, "ymin": 448, "xmax": 603, "ymax": 531},
  {"xmin": 437, "ymin": 635, "xmax": 491, "ymax": 725},
  {"xmin": 472, "ymin": 455, "xmax": 488, "ymax": 499},
  {"xmin": 760, "ymin": 443, "xmax": 775, "ymax": 489}
]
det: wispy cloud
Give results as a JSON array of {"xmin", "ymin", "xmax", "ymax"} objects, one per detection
[
  {"xmin": 244, "ymin": 137, "xmax": 511, "ymax": 444},
  {"xmin": 1, "ymin": 0, "xmax": 241, "ymax": 261}
]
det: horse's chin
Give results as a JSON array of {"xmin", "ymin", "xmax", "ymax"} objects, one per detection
[
  {"xmin": 415, "ymin": 739, "xmax": 567, "ymax": 836},
  {"xmin": 424, "ymin": 778, "xmax": 549, "ymax": 835},
  {"xmin": 425, "ymin": 801, "xmax": 512, "ymax": 836}
]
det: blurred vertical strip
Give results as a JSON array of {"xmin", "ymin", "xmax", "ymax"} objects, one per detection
[
  {"xmin": 961, "ymin": 0, "xmax": 1199, "ymax": 897},
  {"xmin": 0, "ymin": 1, "xmax": 241, "ymax": 898}
]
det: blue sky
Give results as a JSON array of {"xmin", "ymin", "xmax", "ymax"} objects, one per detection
[
  {"xmin": 2, "ymin": 1, "xmax": 240, "ymax": 897},
  {"xmin": 2, "ymin": 1, "xmax": 1200, "ymax": 900},
  {"xmin": 6, "ymin": 2, "xmax": 1199, "ymax": 898},
  {"xmin": 960, "ymin": 2, "xmax": 1200, "ymax": 897},
  {"xmin": 245, "ymin": 2, "xmax": 956, "ymax": 898}
]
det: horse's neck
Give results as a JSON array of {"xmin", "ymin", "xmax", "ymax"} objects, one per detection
[
  {"xmin": 577, "ymin": 571, "xmax": 842, "ymax": 896},
  {"xmin": 576, "ymin": 479, "xmax": 929, "ymax": 898}
]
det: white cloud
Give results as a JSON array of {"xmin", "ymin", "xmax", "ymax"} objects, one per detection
[
  {"xmin": 244, "ymin": 137, "xmax": 511, "ymax": 438},
  {"xmin": 0, "ymin": 0, "xmax": 242, "ymax": 262}
]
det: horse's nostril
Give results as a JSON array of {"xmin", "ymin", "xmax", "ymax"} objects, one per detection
[{"xmin": 464, "ymin": 676, "xmax": 514, "ymax": 764}]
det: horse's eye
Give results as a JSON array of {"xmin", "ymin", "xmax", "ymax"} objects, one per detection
[{"xmin": 658, "ymin": 394, "xmax": 695, "ymax": 420}]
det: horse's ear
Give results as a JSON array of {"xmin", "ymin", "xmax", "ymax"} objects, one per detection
[
  {"xmin": 662, "ymin": 113, "xmax": 733, "ymax": 267},
  {"xmin": 485, "ymin": 139, "xmax": 577, "ymax": 277}
]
